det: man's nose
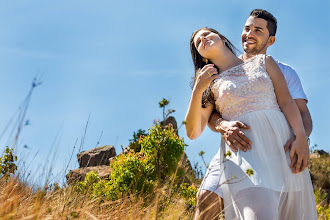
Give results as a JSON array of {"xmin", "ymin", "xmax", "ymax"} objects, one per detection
[{"xmin": 246, "ymin": 30, "xmax": 252, "ymax": 36}]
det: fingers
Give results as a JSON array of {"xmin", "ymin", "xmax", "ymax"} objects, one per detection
[
  {"xmin": 237, "ymin": 121, "xmax": 250, "ymax": 129},
  {"xmin": 284, "ymin": 137, "xmax": 294, "ymax": 152},
  {"xmin": 201, "ymin": 64, "xmax": 215, "ymax": 70},
  {"xmin": 290, "ymin": 147, "xmax": 295, "ymax": 160},
  {"xmin": 210, "ymin": 73, "xmax": 220, "ymax": 80},
  {"xmin": 200, "ymin": 64, "xmax": 216, "ymax": 75},
  {"xmin": 223, "ymin": 123, "xmax": 251, "ymax": 152},
  {"xmin": 199, "ymin": 65, "xmax": 219, "ymax": 79},
  {"xmin": 225, "ymin": 139, "xmax": 238, "ymax": 152},
  {"xmin": 226, "ymin": 135, "xmax": 249, "ymax": 152},
  {"xmin": 238, "ymin": 131, "xmax": 251, "ymax": 149},
  {"xmin": 290, "ymin": 154, "xmax": 297, "ymax": 170},
  {"xmin": 233, "ymin": 136, "xmax": 249, "ymax": 152},
  {"xmin": 295, "ymin": 156, "xmax": 303, "ymax": 173},
  {"xmin": 301, "ymin": 158, "xmax": 308, "ymax": 172}
]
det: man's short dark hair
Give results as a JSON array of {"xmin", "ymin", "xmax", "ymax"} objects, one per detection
[{"xmin": 250, "ymin": 9, "xmax": 277, "ymax": 36}]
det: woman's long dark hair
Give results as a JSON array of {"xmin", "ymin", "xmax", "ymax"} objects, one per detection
[{"xmin": 190, "ymin": 27, "xmax": 239, "ymax": 108}]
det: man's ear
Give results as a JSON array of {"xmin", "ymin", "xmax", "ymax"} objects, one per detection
[{"xmin": 267, "ymin": 36, "xmax": 275, "ymax": 46}]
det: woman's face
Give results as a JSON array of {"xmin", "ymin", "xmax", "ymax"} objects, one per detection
[{"xmin": 193, "ymin": 29, "xmax": 223, "ymax": 59}]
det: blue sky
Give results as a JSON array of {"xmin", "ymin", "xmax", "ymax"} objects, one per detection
[{"xmin": 0, "ymin": 1, "xmax": 329, "ymax": 184}]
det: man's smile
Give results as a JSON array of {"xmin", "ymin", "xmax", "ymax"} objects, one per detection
[{"xmin": 243, "ymin": 37, "xmax": 257, "ymax": 46}]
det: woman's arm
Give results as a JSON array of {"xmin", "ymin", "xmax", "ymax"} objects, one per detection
[
  {"xmin": 185, "ymin": 89, "xmax": 214, "ymax": 140},
  {"xmin": 185, "ymin": 64, "xmax": 219, "ymax": 140},
  {"xmin": 265, "ymin": 56, "xmax": 309, "ymax": 173}
]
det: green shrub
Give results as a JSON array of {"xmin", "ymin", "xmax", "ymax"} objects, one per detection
[
  {"xmin": 75, "ymin": 123, "xmax": 187, "ymax": 201},
  {"xmin": 0, "ymin": 146, "xmax": 18, "ymax": 180},
  {"xmin": 107, "ymin": 151, "xmax": 155, "ymax": 200},
  {"xmin": 180, "ymin": 183, "xmax": 198, "ymax": 207},
  {"xmin": 315, "ymin": 188, "xmax": 330, "ymax": 219},
  {"xmin": 139, "ymin": 123, "xmax": 186, "ymax": 180},
  {"xmin": 128, "ymin": 129, "xmax": 147, "ymax": 153}
]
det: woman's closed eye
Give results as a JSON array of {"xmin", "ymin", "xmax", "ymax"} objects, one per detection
[
  {"xmin": 196, "ymin": 39, "xmax": 201, "ymax": 48},
  {"xmin": 196, "ymin": 31, "xmax": 211, "ymax": 48}
]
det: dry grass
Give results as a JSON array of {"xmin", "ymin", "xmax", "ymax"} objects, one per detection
[
  {"xmin": 309, "ymin": 155, "xmax": 330, "ymax": 204},
  {"xmin": 1, "ymin": 154, "xmax": 329, "ymax": 219},
  {"xmin": 0, "ymin": 176, "xmax": 195, "ymax": 220}
]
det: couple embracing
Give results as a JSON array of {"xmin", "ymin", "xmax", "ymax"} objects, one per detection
[{"xmin": 185, "ymin": 9, "xmax": 317, "ymax": 219}]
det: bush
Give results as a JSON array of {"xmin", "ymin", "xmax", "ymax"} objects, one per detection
[
  {"xmin": 128, "ymin": 129, "xmax": 147, "ymax": 153},
  {"xmin": 107, "ymin": 151, "xmax": 155, "ymax": 200},
  {"xmin": 75, "ymin": 123, "xmax": 187, "ymax": 201},
  {"xmin": 0, "ymin": 146, "xmax": 18, "ymax": 180},
  {"xmin": 315, "ymin": 188, "xmax": 330, "ymax": 218},
  {"xmin": 139, "ymin": 123, "xmax": 186, "ymax": 180},
  {"xmin": 180, "ymin": 183, "xmax": 198, "ymax": 207}
]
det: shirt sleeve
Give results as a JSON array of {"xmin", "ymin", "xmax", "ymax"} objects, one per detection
[{"xmin": 283, "ymin": 66, "xmax": 308, "ymax": 102}]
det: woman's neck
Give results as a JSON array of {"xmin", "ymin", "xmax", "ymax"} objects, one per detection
[{"xmin": 211, "ymin": 50, "xmax": 243, "ymax": 73}]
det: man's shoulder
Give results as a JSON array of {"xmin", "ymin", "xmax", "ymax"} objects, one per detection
[{"xmin": 268, "ymin": 55, "xmax": 297, "ymax": 75}]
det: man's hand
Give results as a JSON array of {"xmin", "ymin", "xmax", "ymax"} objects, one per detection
[
  {"xmin": 217, "ymin": 121, "xmax": 251, "ymax": 152},
  {"xmin": 284, "ymin": 136, "xmax": 310, "ymax": 173},
  {"xmin": 289, "ymin": 137, "xmax": 310, "ymax": 173},
  {"xmin": 284, "ymin": 136, "xmax": 295, "ymax": 153}
]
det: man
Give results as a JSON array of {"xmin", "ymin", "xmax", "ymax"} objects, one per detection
[{"xmin": 195, "ymin": 9, "xmax": 312, "ymax": 220}]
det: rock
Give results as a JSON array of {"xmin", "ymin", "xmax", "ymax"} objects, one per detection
[
  {"xmin": 77, "ymin": 145, "xmax": 116, "ymax": 167},
  {"xmin": 66, "ymin": 165, "xmax": 110, "ymax": 185},
  {"xmin": 180, "ymin": 152, "xmax": 193, "ymax": 173},
  {"xmin": 310, "ymin": 150, "xmax": 329, "ymax": 159},
  {"xmin": 161, "ymin": 116, "xmax": 178, "ymax": 135}
]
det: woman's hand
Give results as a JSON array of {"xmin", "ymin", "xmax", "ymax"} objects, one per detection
[
  {"xmin": 193, "ymin": 64, "xmax": 219, "ymax": 93},
  {"xmin": 289, "ymin": 135, "xmax": 309, "ymax": 173}
]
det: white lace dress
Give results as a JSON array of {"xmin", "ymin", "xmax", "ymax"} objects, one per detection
[{"xmin": 211, "ymin": 54, "xmax": 317, "ymax": 219}]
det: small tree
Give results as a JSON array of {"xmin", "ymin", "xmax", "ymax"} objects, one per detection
[
  {"xmin": 129, "ymin": 129, "xmax": 147, "ymax": 153},
  {"xmin": 0, "ymin": 146, "xmax": 18, "ymax": 180},
  {"xmin": 159, "ymin": 98, "xmax": 175, "ymax": 121}
]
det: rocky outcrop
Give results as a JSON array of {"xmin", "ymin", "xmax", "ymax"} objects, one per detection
[
  {"xmin": 66, "ymin": 117, "xmax": 195, "ymax": 185},
  {"xmin": 310, "ymin": 149, "xmax": 329, "ymax": 159},
  {"xmin": 66, "ymin": 145, "xmax": 116, "ymax": 185},
  {"xmin": 78, "ymin": 145, "xmax": 116, "ymax": 167},
  {"xmin": 66, "ymin": 165, "xmax": 110, "ymax": 185},
  {"xmin": 161, "ymin": 116, "xmax": 178, "ymax": 135}
]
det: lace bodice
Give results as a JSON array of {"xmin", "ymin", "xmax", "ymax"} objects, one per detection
[{"xmin": 211, "ymin": 54, "xmax": 280, "ymax": 120}]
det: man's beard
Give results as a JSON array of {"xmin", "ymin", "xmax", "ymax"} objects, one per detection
[{"xmin": 244, "ymin": 41, "xmax": 268, "ymax": 54}]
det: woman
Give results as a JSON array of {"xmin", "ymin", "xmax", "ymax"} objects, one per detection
[{"xmin": 185, "ymin": 27, "xmax": 317, "ymax": 219}]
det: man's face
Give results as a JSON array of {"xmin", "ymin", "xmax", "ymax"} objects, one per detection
[{"xmin": 241, "ymin": 16, "xmax": 272, "ymax": 55}]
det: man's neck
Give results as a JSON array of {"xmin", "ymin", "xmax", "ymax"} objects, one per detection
[{"xmin": 242, "ymin": 51, "xmax": 267, "ymax": 61}]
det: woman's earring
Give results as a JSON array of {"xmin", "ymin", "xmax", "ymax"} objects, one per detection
[{"xmin": 205, "ymin": 59, "xmax": 208, "ymax": 64}]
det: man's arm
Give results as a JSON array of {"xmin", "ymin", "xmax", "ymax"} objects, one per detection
[
  {"xmin": 208, "ymin": 110, "xmax": 251, "ymax": 152},
  {"xmin": 296, "ymin": 99, "xmax": 312, "ymax": 137},
  {"xmin": 279, "ymin": 64, "xmax": 312, "ymax": 172},
  {"xmin": 284, "ymin": 99, "xmax": 313, "ymax": 172}
]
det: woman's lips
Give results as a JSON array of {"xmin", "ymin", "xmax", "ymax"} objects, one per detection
[{"xmin": 204, "ymin": 40, "xmax": 211, "ymax": 48}]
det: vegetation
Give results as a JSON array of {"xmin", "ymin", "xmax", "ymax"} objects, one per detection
[
  {"xmin": 0, "ymin": 97, "xmax": 329, "ymax": 219},
  {"xmin": 72, "ymin": 98, "xmax": 197, "ymax": 218},
  {"xmin": 309, "ymin": 149, "xmax": 330, "ymax": 219},
  {"xmin": 0, "ymin": 146, "xmax": 17, "ymax": 180}
]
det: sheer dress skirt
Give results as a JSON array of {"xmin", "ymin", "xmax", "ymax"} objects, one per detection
[{"xmin": 218, "ymin": 109, "xmax": 317, "ymax": 220}]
